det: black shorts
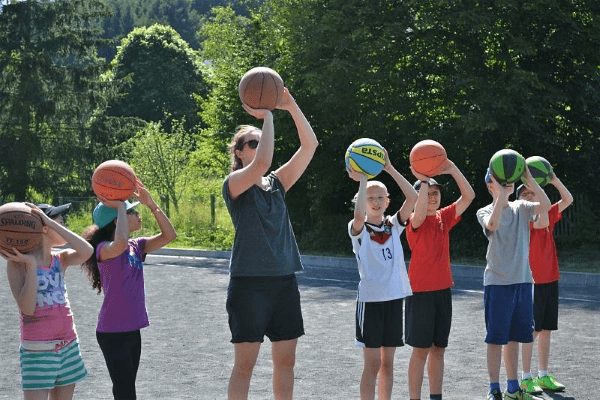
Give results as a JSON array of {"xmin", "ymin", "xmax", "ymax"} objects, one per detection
[
  {"xmin": 226, "ymin": 274, "xmax": 305, "ymax": 343},
  {"xmin": 405, "ymin": 288, "xmax": 452, "ymax": 348},
  {"xmin": 355, "ymin": 298, "xmax": 405, "ymax": 348},
  {"xmin": 534, "ymin": 281, "xmax": 559, "ymax": 331}
]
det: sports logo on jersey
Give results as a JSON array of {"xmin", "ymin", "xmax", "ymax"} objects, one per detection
[{"xmin": 365, "ymin": 218, "xmax": 394, "ymax": 245}]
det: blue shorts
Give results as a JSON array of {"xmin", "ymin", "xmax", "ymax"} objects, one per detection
[
  {"xmin": 484, "ymin": 283, "xmax": 534, "ymax": 345},
  {"xmin": 20, "ymin": 339, "xmax": 88, "ymax": 391}
]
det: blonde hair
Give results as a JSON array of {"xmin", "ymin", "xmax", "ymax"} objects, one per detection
[
  {"xmin": 229, "ymin": 125, "xmax": 261, "ymax": 172},
  {"xmin": 351, "ymin": 181, "xmax": 389, "ymax": 203}
]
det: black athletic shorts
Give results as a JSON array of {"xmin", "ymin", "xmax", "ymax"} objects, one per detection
[
  {"xmin": 226, "ymin": 274, "xmax": 305, "ymax": 343},
  {"xmin": 534, "ymin": 281, "xmax": 559, "ymax": 331},
  {"xmin": 405, "ymin": 288, "xmax": 452, "ymax": 348},
  {"xmin": 355, "ymin": 298, "xmax": 405, "ymax": 348}
]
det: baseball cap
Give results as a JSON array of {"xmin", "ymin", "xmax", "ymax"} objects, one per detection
[
  {"xmin": 413, "ymin": 178, "xmax": 443, "ymax": 192},
  {"xmin": 37, "ymin": 203, "xmax": 71, "ymax": 218},
  {"xmin": 93, "ymin": 200, "xmax": 140, "ymax": 228},
  {"xmin": 484, "ymin": 168, "xmax": 492, "ymax": 184}
]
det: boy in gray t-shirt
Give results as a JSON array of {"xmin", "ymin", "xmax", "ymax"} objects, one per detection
[{"xmin": 476, "ymin": 165, "xmax": 551, "ymax": 400}]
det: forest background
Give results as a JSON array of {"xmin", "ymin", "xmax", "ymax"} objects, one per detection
[{"xmin": 0, "ymin": 0, "xmax": 599, "ymax": 272}]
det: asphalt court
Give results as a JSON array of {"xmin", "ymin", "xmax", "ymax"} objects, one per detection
[{"xmin": 0, "ymin": 253, "xmax": 598, "ymax": 399}]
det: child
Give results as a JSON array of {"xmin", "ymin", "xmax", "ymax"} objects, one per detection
[
  {"xmin": 405, "ymin": 160, "xmax": 475, "ymax": 400},
  {"xmin": 518, "ymin": 173, "xmax": 573, "ymax": 394},
  {"xmin": 81, "ymin": 178, "xmax": 176, "ymax": 400},
  {"xmin": 2, "ymin": 202, "xmax": 93, "ymax": 400},
  {"xmin": 347, "ymin": 152, "xmax": 417, "ymax": 400},
  {"xmin": 223, "ymin": 88, "xmax": 318, "ymax": 399},
  {"xmin": 476, "ymin": 165, "xmax": 551, "ymax": 400}
]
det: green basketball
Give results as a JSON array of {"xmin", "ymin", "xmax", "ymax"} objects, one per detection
[
  {"xmin": 522, "ymin": 156, "xmax": 553, "ymax": 187},
  {"xmin": 488, "ymin": 149, "xmax": 526, "ymax": 185}
]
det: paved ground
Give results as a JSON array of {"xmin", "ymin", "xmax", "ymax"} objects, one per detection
[{"xmin": 0, "ymin": 253, "xmax": 598, "ymax": 399}]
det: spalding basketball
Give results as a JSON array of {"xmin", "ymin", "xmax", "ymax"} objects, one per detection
[
  {"xmin": 238, "ymin": 67, "xmax": 284, "ymax": 110},
  {"xmin": 0, "ymin": 202, "xmax": 43, "ymax": 253},
  {"xmin": 523, "ymin": 156, "xmax": 553, "ymax": 187},
  {"xmin": 92, "ymin": 160, "xmax": 137, "ymax": 201},
  {"xmin": 345, "ymin": 138, "xmax": 386, "ymax": 179},
  {"xmin": 488, "ymin": 149, "xmax": 526, "ymax": 185},
  {"xmin": 409, "ymin": 140, "xmax": 447, "ymax": 177}
]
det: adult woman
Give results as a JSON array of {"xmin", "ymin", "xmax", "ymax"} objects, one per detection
[{"xmin": 223, "ymin": 88, "xmax": 318, "ymax": 400}]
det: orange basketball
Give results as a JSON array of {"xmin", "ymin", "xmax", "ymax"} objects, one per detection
[
  {"xmin": 0, "ymin": 202, "xmax": 43, "ymax": 254},
  {"xmin": 409, "ymin": 140, "xmax": 447, "ymax": 177},
  {"xmin": 92, "ymin": 160, "xmax": 137, "ymax": 201},
  {"xmin": 238, "ymin": 67, "xmax": 284, "ymax": 110}
]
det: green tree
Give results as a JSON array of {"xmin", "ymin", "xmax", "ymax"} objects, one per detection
[
  {"xmin": 0, "ymin": 0, "xmax": 112, "ymax": 202},
  {"xmin": 127, "ymin": 119, "xmax": 193, "ymax": 214},
  {"xmin": 106, "ymin": 23, "xmax": 205, "ymax": 131}
]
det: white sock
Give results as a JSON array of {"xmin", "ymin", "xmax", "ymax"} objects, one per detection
[
  {"xmin": 522, "ymin": 372, "xmax": 532, "ymax": 380},
  {"xmin": 538, "ymin": 370, "xmax": 548, "ymax": 378}
]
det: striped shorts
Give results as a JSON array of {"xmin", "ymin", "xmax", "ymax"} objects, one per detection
[{"xmin": 20, "ymin": 339, "xmax": 88, "ymax": 391}]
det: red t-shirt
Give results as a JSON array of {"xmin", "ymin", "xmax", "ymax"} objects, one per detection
[
  {"xmin": 529, "ymin": 203, "xmax": 561, "ymax": 284},
  {"xmin": 406, "ymin": 203, "xmax": 461, "ymax": 292}
]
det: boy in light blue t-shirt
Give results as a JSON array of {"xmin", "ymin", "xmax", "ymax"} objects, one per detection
[{"xmin": 476, "ymin": 165, "xmax": 551, "ymax": 400}]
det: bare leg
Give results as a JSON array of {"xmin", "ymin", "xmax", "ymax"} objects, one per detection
[
  {"xmin": 360, "ymin": 347, "xmax": 381, "ymax": 400},
  {"xmin": 537, "ymin": 330, "xmax": 551, "ymax": 373},
  {"xmin": 228, "ymin": 342, "xmax": 261, "ymax": 400},
  {"xmin": 271, "ymin": 339, "xmax": 298, "ymax": 400},
  {"xmin": 408, "ymin": 347, "xmax": 430, "ymax": 399},
  {"xmin": 49, "ymin": 384, "xmax": 75, "ymax": 400},
  {"xmin": 378, "ymin": 347, "xmax": 396, "ymax": 400},
  {"xmin": 428, "ymin": 345, "xmax": 446, "ymax": 395},
  {"xmin": 504, "ymin": 341, "xmax": 520, "ymax": 382},
  {"xmin": 487, "ymin": 344, "xmax": 503, "ymax": 383}
]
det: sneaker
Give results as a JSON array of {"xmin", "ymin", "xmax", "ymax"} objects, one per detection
[
  {"xmin": 504, "ymin": 388, "xmax": 535, "ymax": 399},
  {"xmin": 537, "ymin": 374, "xmax": 565, "ymax": 392},
  {"xmin": 487, "ymin": 389, "xmax": 503, "ymax": 400},
  {"xmin": 520, "ymin": 377, "xmax": 543, "ymax": 394}
]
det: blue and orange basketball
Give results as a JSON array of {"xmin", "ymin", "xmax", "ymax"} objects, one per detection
[
  {"xmin": 488, "ymin": 149, "xmax": 526, "ymax": 185},
  {"xmin": 345, "ymin": 138, "xmax": 386, "ymax": 179},
  {"xmin": 522, "ymin": 156, "xmax": 553, "ymax": 187}
]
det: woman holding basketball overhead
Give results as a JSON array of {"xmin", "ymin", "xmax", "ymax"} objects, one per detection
[
  {"xmin": 223, "ymin": 87, "xmax": 318, "ymax": 400},
  {"xmin": 1, "ymin": 202, "xmax": 93, "ymax": 400},
  {"xmin": 81, "ymin": 177, "xmax": 176, "ymax": 400}
]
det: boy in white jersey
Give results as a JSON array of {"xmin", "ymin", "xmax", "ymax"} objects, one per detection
[{"xmin": 347, "ymin": 151, "xmax": 417, "ymax": 400}]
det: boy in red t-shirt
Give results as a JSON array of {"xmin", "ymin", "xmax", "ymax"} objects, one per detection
[
  {"xmin": 405, "ymin": 159, "xmax": 475, "ymax": 400},
  {"xmin": 517, "ymin": 174, "xmax": 573, "ymax": 394}
]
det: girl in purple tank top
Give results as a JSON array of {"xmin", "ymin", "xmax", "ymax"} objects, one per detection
[
  {"xmin": 1, "ymin": 202, "xmax": 93, "ymax": 399},
  {"xmin": 81, "ymin": 177, "xmax": 176, "ymax": 400}
]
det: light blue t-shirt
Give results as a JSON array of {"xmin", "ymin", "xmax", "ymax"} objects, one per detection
[
  {"xmin": 476, "ymin": 200, "xmax": 536, "ymax": 286},
  {"xmin": 223, "ymin": 172, "xmax": 303, "ymax": 277}
]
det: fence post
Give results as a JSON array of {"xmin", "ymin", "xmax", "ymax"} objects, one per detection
[{"xmin": 210, "ymin": 193, "xmax": 215, "ymax": 227}]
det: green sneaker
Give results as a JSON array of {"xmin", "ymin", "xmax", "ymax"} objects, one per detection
[
  {"xmin": 537, "ymin": 374, "xmax": 565, "ymax": 392},
  {"xmin": 520, "ymin": 377, "xmax": 543, "ymax": 394},
  {"xmin": 504, "ymin": 388, "xmax": 535, "ymax": 400}
]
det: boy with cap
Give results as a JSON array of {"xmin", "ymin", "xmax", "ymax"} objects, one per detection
[
  {"xmin": 477, "ymin": 165, "xmax": 551, "ymax": 400},
  {"xmin": 406, "ymin": 159, "xmax": 475, "ymax": 400},
  {"xmin": 517, "ymin": 173, "xmax": 573, "ymax": 394}
]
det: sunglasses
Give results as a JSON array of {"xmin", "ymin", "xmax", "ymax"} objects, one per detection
[{"xmin": 238, "ymin": 139, "xmax": 259, "ymax": 150}]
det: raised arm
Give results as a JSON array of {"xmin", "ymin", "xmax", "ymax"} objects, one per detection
[
  {"xmin": 483, "ymin": 176, "xmax": 509, "ymax": 232},
  {"xmin": 439, "ymin": 160, "xmax": 475, "ymax": 218},
  {"xmin": 523, "ymin": 167, "xmax": 551, "ymax": 215},
  {"xmin": 227, "ymin": 107, "xmax": 275, "ymax": 200},
  {"xmin": 385, "ymin": 153, "xmax": 417, "ymax": 224},
  {"xmin": 348, "ymin": 169, "xmax": 368, "ymax": 235},
  {"xmin": 410, "ymin": 167, "xmax": 431, "ymax": 229},
  {"xmin": 3, "ymin": 251, "xmax": 38, "ymax": 316},
  {"xmin": 550, "ymin": 174, "xmax": 573, "ymax": 213},
  {"xmin": 274, "ymin": 89, "xmax": 319, "ymax": 192},
  {"xmin": 27, "ymin": 203, "xmax": 93, "ymax": 270},
  {"xmin": 134, "ymin": 179, "xmax": 177, "ymax": 254},
  {"xmin": 97, "ymin": 200, "xmax": 130, "ymax": 262}
]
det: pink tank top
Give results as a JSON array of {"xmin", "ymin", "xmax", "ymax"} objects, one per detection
[{"xmin": 19, "ymin": 255, "xmax": 77, "ymax": 342}]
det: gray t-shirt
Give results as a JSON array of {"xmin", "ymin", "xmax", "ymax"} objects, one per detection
[
  {"xmin": 476, "ymin": 200, "xmax": 536, "ymax": 286},
  {"xmin": 223, "ymin": 172, "xmax": 303, "ymax": 277}
]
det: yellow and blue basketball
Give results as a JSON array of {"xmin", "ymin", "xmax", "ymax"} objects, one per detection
[
  {"xmin": 522, "ymin": 156, "xmax": 553, "ymax": 187},
  {"xmin": 345, "ymin": 138, "xmax": 386, "ymax": 179},
  {"xmin": 488, "ymin": 149, "xmax": 526, "ymax": 185}
]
